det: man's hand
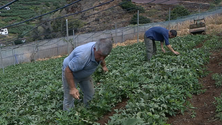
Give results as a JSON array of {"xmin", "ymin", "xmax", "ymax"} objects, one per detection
[
  {"xmin": 166, "ymin": 45, "xmax": 179, "ymax": 55},
  {"xmin": 70, "ymin": 88, "xmax": 80, "ymax": 99},
  {"xmin": 160, "ymin": 42, "xmax": 165, "ymax": 53},
  {"xmin": 102, "ymin": 66, "xmax": 108, "ymax": 72},
  {"xmin": 161, "ymin": 48, "xmax": 165, "ymax": 53},
  {"xmin": 173, "ymin": 51, "xmax": 180, "ymax": 55},
  {"xmin": 101, "ymin": 60, "xmax": 108, "ymax": 72}
]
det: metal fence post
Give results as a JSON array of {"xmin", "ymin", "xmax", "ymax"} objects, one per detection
[
  {"xmin": 36, "ymin": 41, "xmax": 39, "ymax": 60},
  {"xmin": 11, "ymin": 47, "xmax": 15, "ymax": 66},
  {"xmin": 169, "ymin": 7, "xmax": 171, "ymax": 21},
  {"xmin": 13, "ymin": 48, "xmax": 18, "ymax": 65},
  {"xmin": 31, "ymin": 42, "xmax": 35, "ymax": 62},
  {"xmin": 57, "ymin": 40, "xmax": 59, "ymax": 56},
  {"xmin": 115, "ymin": 23, "xmax": 117, "ymax": 43},
  {"xmin": 92, "ymin": 33, "xmax": 94, "ymax": 42},
  {"xmin": 66, "ymin": 19, "xmax": 70, "ymax": 54},
  {"xmin": 122, "ymin": 28, "xmax": 124, "ymax": 43},
  {"xmin": 168, "ymin": 7, "xmax": 171, "ymax": 28},
  {"xmin": 137, "ymin": 10, "xmax": 139, "ymax": 43},
  {"xmin": 0, "ymin": 47, "xmax": 4, "ymax": 73},
  {"xmin": 66, "ymin": 19, "xmax": 69, "ymax": 37},
  {"xmin": 76, "ymin": 34, "xmax": 79, "ymax": 47},
  {"xmin": 73, "ymin": 29, "xmax": 76, "ymax": 48}
]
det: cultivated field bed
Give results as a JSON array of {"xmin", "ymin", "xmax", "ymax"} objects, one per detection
[{"xmin": 1, "ymin": 34, "xmax": 222, "ymax": 124}]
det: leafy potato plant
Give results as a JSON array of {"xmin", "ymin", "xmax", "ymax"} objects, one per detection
[{"xmin": 1, "ymin": 34, "xmax": 221, "ymax": 124}]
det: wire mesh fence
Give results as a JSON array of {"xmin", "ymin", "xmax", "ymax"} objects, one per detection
[{"xmin": 0, "ymin": 1, "xmax": 222, "ymax": 73}]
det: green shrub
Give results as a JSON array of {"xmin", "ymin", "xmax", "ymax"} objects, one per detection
[
  {"xmin": 212, "ymin": 73, "xmax": 222, "ymax": 87},
  {"xmin": 130, "ymin": 14, "xmax": 151, "ymax": 24},
  {"xmin": 14, "ymin": 39, "xmax": 24, "ymax": 45},
  {"xmin": 146, "ymin": 9, "xmax": 158, "ymax": 17},
  {"xmin": 214, "ymin": 94, "xmax": 222, "ymax": 120},
  {"xmin": 214, "ymin": 0, "xmax": 222, "ymax": 5},
  {"xmin": 120, "ymin": 1, "xmax": 145, "ymax": 13},
  {"xmin": 9, "ymin": 26, "xmax": 33, "ymax": 34},
  {"xmin": 45, "ymin": 2, "xmax": 50, "ymax": 7},
  {"xmin": 209, "ymin": 3, "xmax": 217, "ymax": 9},
  {"xmin": 168, "ymin": 5, "xmax": 190, "ymax": 20},
  {"xmin": 2, "ymin": 17, "xmax": 18, "ymax": 22}
]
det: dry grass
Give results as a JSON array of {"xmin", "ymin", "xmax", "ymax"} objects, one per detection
[
  {"xmin": 170, "ymin": 21, "xmax": 191, "ymax": 36},
  {"xmin": 113, "ymin": 14, "xmax": 222, "ymax": 47},
  {"xmin": 170, "ymin": 14, "xmax": 222, "ymax": 36},
  {"xmin": 205, "ymin": 14, "xmax": 222, "ymax": 34},
  {"xmin": 37, "ymin": 14, "xmax": 222, "ymax": 61},
  {"xmin": 113, "ymin": 39, "xmax": 143, "ymax": 48},
  {"xmin": 36, "ymin": 55, "xmax": 63, "ymax": 61}
]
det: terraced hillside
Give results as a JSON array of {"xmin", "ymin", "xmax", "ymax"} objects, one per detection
[{"xmin": 0, "ymin": 0, "xmax": 221, "ymax": 45}]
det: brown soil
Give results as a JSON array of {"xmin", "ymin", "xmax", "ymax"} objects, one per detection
[
  {"xmin": 97, "ymin": 40, "xmax": 222, "ymax": 125},
  {"xmin": 97, "ymin": 98, "xmax": 128, "ymax": 124}
]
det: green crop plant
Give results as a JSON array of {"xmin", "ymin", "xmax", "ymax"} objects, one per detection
[
  {"xmin": 1, "ymin": 34, "xmax": 222, "ymax": 124},
  {"xmin": 214, "ymin": 94, "xmax": 222, "ymax": 121},
  {"xmin": 212, "ymin": 73, "xmax": 222, "ymax": 87}
]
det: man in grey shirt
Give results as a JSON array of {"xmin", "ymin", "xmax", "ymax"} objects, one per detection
[{"xmin": 62, "ymin": 38, "xmax": 113, "ymax": 111}]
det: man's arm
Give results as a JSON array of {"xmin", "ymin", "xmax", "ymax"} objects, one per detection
[
  {"xmin": 166, "ymin": 45, "xmax": 180, "ymax": 55},
  {"xmin": 160, "ymin": 42, "xmax": 165, "ymax": 53},
  {"xmin": 65, "ymin": 66, "xmax": 80, "ymax": 99},
  {"xmin": 163, "ymin": 32, "xmax": 179, "ymax": 55}
]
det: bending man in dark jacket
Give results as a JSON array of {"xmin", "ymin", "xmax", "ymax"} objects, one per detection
[{"xmin": 144, "ymin": 26, "xmax": 180, "ymax": 61}]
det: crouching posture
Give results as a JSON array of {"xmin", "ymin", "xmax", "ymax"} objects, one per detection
[
  {"xmin": 62, "ymin": 38, "xmax": 113, "ymax": 111},
  {"xmin": 144, "ymin": 26, "xmax": 180, "ymax": 61}
]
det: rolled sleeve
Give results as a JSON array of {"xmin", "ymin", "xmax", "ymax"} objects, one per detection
[{"xmin": 164, "ymin": 35, "xmax": 170, "ymax": 45}]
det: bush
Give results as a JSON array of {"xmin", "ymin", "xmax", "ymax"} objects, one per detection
[
  {"xmin": 214, "ymin": 0, "xmax": 222, "ymax": 5},
  {"xmin": 14, "ymin": 39, "xmax": 26, "ymax": 45},
  {"xmin": 168, "ymin": 5, "xmax": 190, "ymax": 20},
  {"xmin": 120, "ymin": 1, "xmax": 145, "ymax": 13},
  {"xmin": 51, "ymin": 18, "xmax": 85, "ymax": 36},
  {"xmin": 130, "ymin": 14, "xmax": 151, "ymax": 24},
  {"xmin": 2, "ymin": 17, "xmax": 18, "ymax": 22}
]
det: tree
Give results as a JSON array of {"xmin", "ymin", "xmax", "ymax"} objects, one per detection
[
  {"xmin": 120, "ymin": 1, "xmax": 145, "ymax": 13},
  {"xmin": 169, "ymin": 5, "xmax": 190, "ymax": 20}
]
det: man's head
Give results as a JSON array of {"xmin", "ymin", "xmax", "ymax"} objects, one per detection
[
  {"xmin": 169, "ymin": 30, "xmax": 177, "ymax": 38},
  {"xmin": 94, "ymin": 38, "xmax": 113, "ymax": 62}
]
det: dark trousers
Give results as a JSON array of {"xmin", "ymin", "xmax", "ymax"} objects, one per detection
[{"xmin": 144, "ymin": 34, "xmax": 157, "ymax": 61}]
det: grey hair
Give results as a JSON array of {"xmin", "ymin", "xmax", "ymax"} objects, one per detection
[{"xmin": 94, "ymin": 38, "xmax": 113, "ymax": 56}]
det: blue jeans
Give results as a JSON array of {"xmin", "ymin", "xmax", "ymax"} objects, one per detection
[
  {"xmin": 62, "ymin": 71, "xmax": 95, "ymax": 111},
  {"xmin": 144, "ymin": 34, "xmax": 157, "ymax": 61}
]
